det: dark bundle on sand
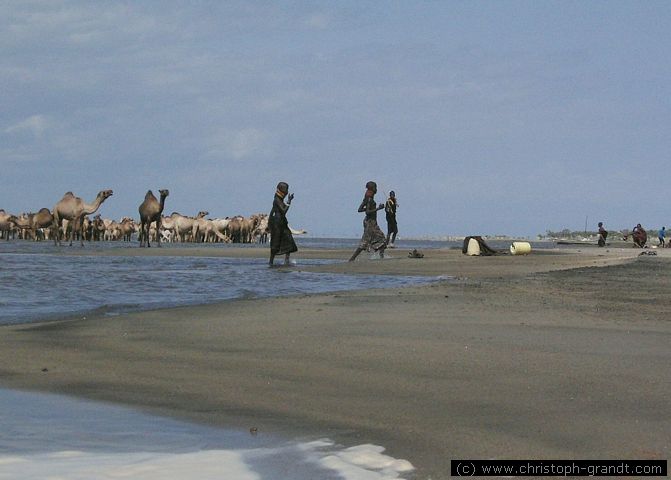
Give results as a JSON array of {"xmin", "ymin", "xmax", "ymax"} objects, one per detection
[{"xmin": 462, "ymin": 236, "xmax": 500, "ymax": 256}]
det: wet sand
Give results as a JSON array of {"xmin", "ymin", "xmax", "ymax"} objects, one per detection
[{"xmin": 1, "ymin": 247, "xmax": 669, "ymax": 479}]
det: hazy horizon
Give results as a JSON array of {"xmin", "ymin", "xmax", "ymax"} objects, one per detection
[{"xmin": 2, "ymin": 1, "xmax": 670, "ymax": 238}]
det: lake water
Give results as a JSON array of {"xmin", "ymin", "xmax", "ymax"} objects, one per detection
[
  {"xmin": 0, "ymin": 240, "xmax": 441, "ymax": 326},
  {"xmin": 0, "ymin": 388, "xmax": 414, "ymax": 480}
]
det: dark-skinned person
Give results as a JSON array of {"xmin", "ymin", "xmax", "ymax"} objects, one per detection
[
  {"xmin": 349, "ymin": 181, "xmax": 387, "ymax": 262},
  {"xmin": 268, "ymin": 182, "xmax": 298, "ymax": 266},
  {"xmin": 385, "ymin": 190, "xmax": 399, "ymax": 248},
  {"xmin": 631, "ymin": 223, "xmax": 647, "ymax": 248},
  {"xmin": 598, "ymin": 222, "xmax": 608, "ymax": 247}
]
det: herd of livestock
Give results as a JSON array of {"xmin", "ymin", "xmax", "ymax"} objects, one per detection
[{"xmin": 0, "ymin": 189, "xmax": 282, "ymax": 246}]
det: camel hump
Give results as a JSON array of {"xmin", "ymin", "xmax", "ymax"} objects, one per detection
[
  {"xmin": 145, "ymin": 190, "xmax": 155, "ymax": 200},
  {"xmin": 63, "ymin": 191, "xmax": 75, "ymax": 197},
  {"xmin": 38, "ymin": 207, "xmax": 50, "ymax": 214}
]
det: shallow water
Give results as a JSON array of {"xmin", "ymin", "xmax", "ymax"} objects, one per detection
[
  {"xmin": 298, "ymin": 237, "xmax": 554, "ymax": 251},
  {"xmin": 0, "ymin": 388, "xmax": 414, "ymax": 480},
  {"xmin": 0, "ymin": 240, "xmax": 424, "ymax": 479},
  {"xmin": 0, "ymin": 241, "xmax": 437, "ymax": 325}
]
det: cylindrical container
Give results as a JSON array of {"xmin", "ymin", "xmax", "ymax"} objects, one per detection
[
  {"xmin": 466, "ymin": 238, "xmax": 481, "ymax": 256},
  {"xmin": 510, "ymin": 241, "xmax": 532, "ymax": 255}
]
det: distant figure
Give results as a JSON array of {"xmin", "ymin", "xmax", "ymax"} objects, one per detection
[
  {"xmin": 349, "ymin": 181, "xmax": 387, "ymax": 262},
  {"xmin": 385, "ymin": 191, "xmax": 398, "ymax": 247},
  {"xmin": 597, "ymin": 222, "xmax": 608, "ymax": 247},
  {"xmin": 632, "ymin": 223, "xmax": 647, "ymax": 248},
  {"xmin": 659, "ymin": 226, "xmax": 666, "ymax": 247},
  {"xmin": 268, "ymin": 182, "xmax": 298, "ymax": 266}
]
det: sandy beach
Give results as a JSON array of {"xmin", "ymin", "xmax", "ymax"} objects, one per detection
[{"xmin": 1, "ymin": 247, "xmax": 669, "ymax": 479}]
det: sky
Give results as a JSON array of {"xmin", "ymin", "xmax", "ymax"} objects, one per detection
[{"xmin": 2, "ymin": 1, "xmax": 670, "ymax": 238}]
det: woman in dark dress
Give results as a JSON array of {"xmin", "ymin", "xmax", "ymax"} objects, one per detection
[
  {"xmin": 349, "ymin": 181, "xmax": 387, "ymax": 262},
  {"xmin": 269, "ymin": 182, "xmax": 298, "ymax": 266}
]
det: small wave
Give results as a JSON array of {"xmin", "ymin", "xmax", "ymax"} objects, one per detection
[
  {"xmin": 435, "ymin": 274, "xmax": 458, "ymax": 281},
  {"xmin": 89, "ymin": 304, "xmax": 144, "ymax": 317},
  {"xmin": 237, "ymin": 289, "xmax": 258, "ymax": 300},
  {"xmin": 189, "ymin": 261, "xmax": 209, "ymax": 269}
]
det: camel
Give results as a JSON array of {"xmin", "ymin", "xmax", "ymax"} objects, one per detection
[
  {"xmin": 52, "ymin": 190, "xmax": 113, "ymax": 246},
  {"xmin": 253, "ymin": 214, "xmax": 269, "ymax": 243},
  {"xmin": 81, "ymin": 216, "xmax": 92, "ymax": 241},
  {"xmin": 119, "ymin": 217, "xmax": 136, "ymax": 242},
  {"xmin": 92, "ymin": 215, "xmax": 106, "ymax": 241},
  {"xmin": 60, "ymin": 218, "xmax": 71, "ymax": 241},
  {"xmin": 192, "ymin": 212, "xmax": 211, "ymax": 243},
  {"xmin": 170, "ymin": 211, "xmax": 207, "ymax": 242},
  {"xmin": 169, "ymin": 212, "xmax": 190, "ymax": 242},
  {"xmin": 9, "ymin": 214, "xmax": 33, "ymax": 240},
  {"xmin": 0, "ymin": 210, "xmax": 16, "ymax": 240},
  {"xmin": 138, "ymin": 189, "xmax": 169, "ymax": 247},
  {"xmin": 223, "ymin": 215, "xmax": 263, "ymax": 243},
  {"xmin": 106, "ymin": 220, "xmax": 120, "ymax": 241},
  {"xmin": 162, "ymin": 230, "xmax": 174, "ymax": 242},
  {"xmin": 226, "ymin": 215, "xmax": 247, "ymax": 243},
  {"xmin": 244, "ymin": 215, "xmax": 262, "ymax": 243},
  {"xmin": 31, "ymin": 208, "xmax": 54, "ymax": 241},
  {"xmin": 192, "ymin": 211, "xmax": 209, "ymax": 242},
  {"xmin": 205, "ymin": 217, "xmax": 231, "ymax": 243},
  {"xmin": 159, "ymin": 215, "xmax": 176, "ymax": 241},
  {"xmin": 102, "ymin": 218, "xmax": 115, "ymax": 240}
]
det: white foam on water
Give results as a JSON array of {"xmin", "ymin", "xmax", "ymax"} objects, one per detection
[
  {"xmin": 0, "ymin": 441, "xmax": 414, "ymax": 480},
  {"xmin": 319, "ymin": 443, "xmax": 415, "ymax": 480},
  {"xmin": 0, "ymin": 389, "xmax": 414, "ymax": 480}
]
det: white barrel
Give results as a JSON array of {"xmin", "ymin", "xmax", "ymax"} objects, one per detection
[
  {"xmin": 510, "ymin": 241, "xmax": 532, "ymax": 255},
  {"xmin": 466, "ymin": 238, "xmax": 481, "ymax": 256}
]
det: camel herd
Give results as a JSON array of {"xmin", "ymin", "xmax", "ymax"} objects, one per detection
[{"xmin": 0, "ymin": 188, "xmax": 279, "ymax": 247}]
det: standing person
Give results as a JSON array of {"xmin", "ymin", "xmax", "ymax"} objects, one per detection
[
  {"xmin": 349, "ymin": 181, "xmax": 387, "ymax": 262},
  {"xmin": 597, "ymin": 222, "xmax": 608, "ymax": 247},
  {"xmin": 659, "ymin": 226, "xmax": 666, "ymax": 247},
  {"xmin": 385, "ymin": 190, "xmax": 399, "ymax": 248},
  {"xmin": 268, "ymin": 182, "xmax": 298, "ymax": 266}
]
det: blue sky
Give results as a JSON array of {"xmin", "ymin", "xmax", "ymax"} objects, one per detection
[{"xmin": 2, "ymin": 1, "xmax": 670, "ymax": 237}]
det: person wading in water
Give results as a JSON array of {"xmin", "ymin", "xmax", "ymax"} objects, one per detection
[
  {"xmin": 349, "ymin": 181, "xmax": 387, "ymax": 262},
  {"xmin": 268, "ymin": 182, "xmax": 298, "ymax": 266},
  {"xmin": 385, "ymin": 190, "xmax": 398, "ymax": 248}
]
